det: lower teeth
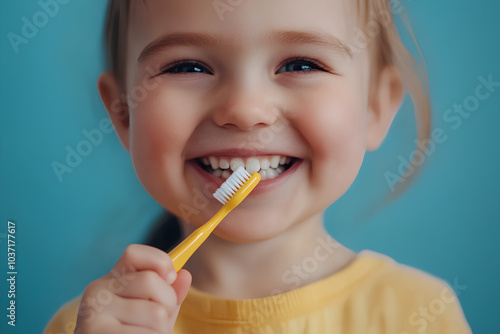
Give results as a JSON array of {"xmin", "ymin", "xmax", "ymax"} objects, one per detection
[{"xmin": 211, "ymin": 167, "xmax": 285, "ymax": 180}]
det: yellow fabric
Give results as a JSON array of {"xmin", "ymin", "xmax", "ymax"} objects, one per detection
[{"xmin": 44, "ymin": 250, "xmax": 472, "ymax": 334}]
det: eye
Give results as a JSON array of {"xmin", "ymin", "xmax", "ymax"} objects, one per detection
[
  {"xmin": 277, "ymin": 57, "xmax": 329, "ymax": 74},
  {"xmin": 161, "ymin": 60, "xmax": 212, "ymax": 74}
]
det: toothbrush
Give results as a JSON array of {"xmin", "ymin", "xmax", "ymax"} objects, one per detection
[{"xmin": 168, "ymin": 166, "xmax": 261, "ymax": 272}]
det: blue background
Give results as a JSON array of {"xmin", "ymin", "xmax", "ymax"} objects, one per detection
[{"xmin": 1, "ymin": 1, "xmax": 499, "ymax": 333}]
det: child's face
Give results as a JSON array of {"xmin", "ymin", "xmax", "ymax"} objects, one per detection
[{"xmin": 104, "ymin": 0, "xmax": 398, "ymax": 242}]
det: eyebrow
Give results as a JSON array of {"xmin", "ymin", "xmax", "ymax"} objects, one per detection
[
  {"xmin": 138, "ymin": 32, "xmax": 223, "ymax": 62},
  {"xmin": 269, "ymin": 30, "xmax": 353, "ymax": 58},
  {"xmin": 138, "ymin": 30, "xmax": 353, "ymax": 62}
]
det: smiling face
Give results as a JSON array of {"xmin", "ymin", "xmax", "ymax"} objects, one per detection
[{"xmin": 98, "ymin": 0, "xmax": 403, "ymax": 243}]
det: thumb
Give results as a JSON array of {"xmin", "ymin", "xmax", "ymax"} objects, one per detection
[{"xmin": 172, "ymin": 269, "xmax": 192, "ymax": 305}]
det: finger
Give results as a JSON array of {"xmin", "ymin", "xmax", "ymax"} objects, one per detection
[
  {"xmin": 113, "ymin": 297, "xmax": 171, "ymax": 332},
  {"xmin": 167, "ymin": 269, "xmax": 192, "ymax": 323},
  {"xmin": 115, "ymin": 326, "xmax": 158, "ymax": 334},
  {"xmin": 116, "ymin": 270, "xmax": 178, "ymax": 310},
  {"xmin": 81, "ymin": 316, "xmax": 159, "ymax": 334},
  {"xmin": 113, "ymin": 244, "xmax": 177, "ymax": 283},
  {"xmin": 171, "ymin": 269, "xmax": 192, "ymax": 305}
]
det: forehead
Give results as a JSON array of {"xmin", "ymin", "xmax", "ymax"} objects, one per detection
[{"xmin": 127, "ymin": 0, "xmax": 359, "ymax": 59}]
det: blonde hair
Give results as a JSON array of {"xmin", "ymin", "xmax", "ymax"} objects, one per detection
[
  {"xmin": 103, "ymin": 0, "xmax": 431, "ymax": 197},
  {"xmin": 360, "ymin": 0, "xmax": 430, "ymax": 144},
  {"xmin": 103, "ymin": 0, "xmax": 131, "ymax": 91},
  {"xmin": 356, "ymin": 0, "xmax": 431, "ymax": 200}
]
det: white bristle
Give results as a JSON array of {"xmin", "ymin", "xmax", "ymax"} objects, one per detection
[{"xmin": 213, "ymin": 166, "xmax": 251, "ymax": 204}]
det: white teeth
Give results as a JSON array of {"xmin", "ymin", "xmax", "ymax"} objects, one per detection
[
  {"xmin": 270, "ymin": 156, "xmax": 280, "ymax": 168},
  {"xmin": 209, "ymin": 157, "xmax": 219, "ymax": 170},
  {"xmin": 245, "ymin": 158, "xmax": 260, "ymax": 174},
  {"xmin": 258, "ymin": 168, "xmax": 279, "ymax": 181},
  {"xmin": 221, "ymin": 170, "xmax": 231, "ymax": 179},
  {"xmin": 199, "ymin": 155, "xmax": 295, "ymax": 180},
  {"xmin": 230, "ymin": 158, "xmax": 245, "ymax": 171},
  {"xmin": 260, "ymin": 158, "xmax": 270, "ymax": 170},
  {"xmin": 219, "ymin": 158, "xmax": 230, "ymax": 169},
  {"xmin": 266, "ymin": 168, "xmax": 278, "ymax": 179}
]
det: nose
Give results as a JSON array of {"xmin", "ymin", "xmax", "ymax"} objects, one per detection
[{"xmin": 210, "ymin": 81, "xmax": 279, "ymax": 131}]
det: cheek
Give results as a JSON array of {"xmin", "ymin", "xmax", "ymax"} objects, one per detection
[
  {"xmin": 291, "ymin": 81, "xmax": 367, "ymax": 188},
  {"xmin": 294, "ymin": 84, "xmax": 367, "ymax": 156},
  {"xmin": 130, "ymin": 99, "xmax": 186, "ymax": 165},
  {"xmin": 127, "ymin": 88, "xmax": 199, "ymax": 206}
]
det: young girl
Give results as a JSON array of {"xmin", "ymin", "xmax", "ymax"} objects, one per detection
[{"xmin": 45, "ymin": 0, "xmax": 471, "ymax": 333}]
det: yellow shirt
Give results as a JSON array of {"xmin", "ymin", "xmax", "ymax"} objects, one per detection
[{"xmin": 44, "ymin": 250, "xmax": 472, "ymax": 334}]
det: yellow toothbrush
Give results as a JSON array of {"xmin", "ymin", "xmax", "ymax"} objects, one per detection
[{"xmin": 169, "ymin": 166, "xmax": 261, "ymax": 272}]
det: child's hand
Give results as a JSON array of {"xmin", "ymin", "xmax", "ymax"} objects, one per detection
[{"xmin": 75, "ymin": 244, "xmax": 192, "ymax": 334}]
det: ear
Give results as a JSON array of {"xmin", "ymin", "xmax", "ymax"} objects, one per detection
[
  {"xmin": 97, "ymin": 72, "xmax": 131, "ymax": 151},
  {"xmin": 366, "ymin": 65, "xmax": 404, "ymax": 150}
]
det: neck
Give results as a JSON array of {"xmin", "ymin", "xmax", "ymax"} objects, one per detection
[{"xmin": 181, "ymin": 213, "xmax": 356, "ymax": 299}]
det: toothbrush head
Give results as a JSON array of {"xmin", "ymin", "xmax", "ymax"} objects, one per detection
[
  {"xmin": 213, "ymin": 166, "xmax": 261, "ymax": 207},
  {"xmin": 169, "ymin": 166, "xmax": 261, "ymax": 272}
]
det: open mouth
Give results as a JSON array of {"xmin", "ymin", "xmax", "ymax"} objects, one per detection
[{"xmin": 192, "ymin": 155, "xmax": 299, "ymax": 180}]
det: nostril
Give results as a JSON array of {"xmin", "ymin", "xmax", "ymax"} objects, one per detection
[
  {"xmin": 211, "ymin": 100, "xmax": 279, "ymax": 131},
  {"xmin": 219, "ymin": 123, "xmax": 240, "ymax": 130}
]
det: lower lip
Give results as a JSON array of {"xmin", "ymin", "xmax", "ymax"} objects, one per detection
[{"xmin": 187, "ymin": 159, "xmax": 303, "ymax": 196}]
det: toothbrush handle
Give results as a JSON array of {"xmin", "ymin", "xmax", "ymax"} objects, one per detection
[
  {"xmin": 169, "ymin": 206, "xmax": 230, "ymax": 272},
  {"xmin": 168, "ymin": 173, "xmax": 260, "ymax": 272}
]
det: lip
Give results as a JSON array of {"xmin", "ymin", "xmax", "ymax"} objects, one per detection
[
  {"xmin": 187, "ymin": 158, "xmax": 303, "ymax": 196},
  {"xmin": 188, "ymin": 148, "xmax": 301, "ymax": 160}
]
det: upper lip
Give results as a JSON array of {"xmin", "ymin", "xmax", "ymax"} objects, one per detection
[{"xmin": 188, "ymin": 148, "xmax": 301, "ymax": 160}]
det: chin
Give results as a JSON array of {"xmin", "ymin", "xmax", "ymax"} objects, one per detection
[
  {"xmin": 218, "ymin": 207, "xmax": 307, "ymax": 243},
  {"xmin": 219, "ymin": 224, "xmax": 285, "ymax": 243}
]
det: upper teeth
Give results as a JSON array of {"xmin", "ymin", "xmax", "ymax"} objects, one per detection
[{"xmin": 200, "ymin": 155, "xmax": 292, "ymax": 180}]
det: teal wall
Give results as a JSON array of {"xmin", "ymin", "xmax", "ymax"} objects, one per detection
[{"xmin": 1, "ymin": 1, "xmax": 498, "ymax": 333}]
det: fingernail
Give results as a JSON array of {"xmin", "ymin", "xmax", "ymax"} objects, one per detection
[{"xmin": 166, "ymin": 271, "xmax": 177, "ymax": 285}]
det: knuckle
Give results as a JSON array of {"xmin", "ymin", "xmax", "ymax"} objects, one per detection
[
  {"xmin": 158, "ymin": 254, "xmax": 173, "ymax": 268},
  {"xmin": 84, "ymin": 279, "xmax": 102, "ymax": 294},
  {"xmin": 158, "ymin": 258, "xmax": 174, "ymax": 274},
  {"xmin": 123, "ymin": 244, "xmax": 140, "ymax": 258},
  {"xmin": 94, "ymin": 322, "xmax": 120, "ymax": 334},
  {"xmin": 140, "ymin": 270, "xmax": 159, "ymax": 286},
  {"xmin": 147, "ymin": 303, "xmax": 169, "ymax": 328},
  {"xmin": 78, "ymin": 317, "xmax": 108, "ymax": 334},
  {"xmin": 163, "ymin": 285, "xmax": 179, "ymax": 308}
]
